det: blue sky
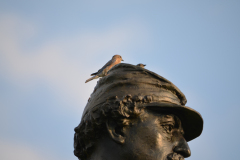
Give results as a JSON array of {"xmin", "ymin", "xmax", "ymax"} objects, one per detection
[{"xmin": 0, "ymin": 1, "xmax": 240, "ymax": 160}]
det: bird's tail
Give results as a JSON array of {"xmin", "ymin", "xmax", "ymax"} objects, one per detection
[{"xmin": 85, "ymin": 75, "xmax": 99, "ymax": 83}]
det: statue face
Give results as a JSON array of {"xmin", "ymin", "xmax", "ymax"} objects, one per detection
[{"xmin": 123, "ymin": 109, "xmax": 191, "ymax": 160}]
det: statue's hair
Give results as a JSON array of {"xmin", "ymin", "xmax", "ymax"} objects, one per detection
[{"xmin": 74, "ymin": 94, "xmax": 145, "ymax": 160}]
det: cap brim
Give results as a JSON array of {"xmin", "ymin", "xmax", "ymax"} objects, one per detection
[{"xmin": 143, "ymin": 102, "xmax": 203, "ymax": 142}]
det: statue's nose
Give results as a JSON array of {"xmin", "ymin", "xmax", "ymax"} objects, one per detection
[{"xmin": 173, "ymin": 136, "xmax": 191, "ymax": 158}]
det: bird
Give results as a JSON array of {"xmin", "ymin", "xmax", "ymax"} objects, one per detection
[
  {"xmin": 136, "ymin": 63, "xmax": 146, "ymax": 68},
  {"xmin": 85, "ymin": 55, "xmax": 124, "ymax": 83}
]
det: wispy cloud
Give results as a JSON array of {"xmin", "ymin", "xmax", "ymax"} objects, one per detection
[
  {"xmin": 0, "ymin": 13, "xmax": 149, "ymax": 113},
  {"xmin": 0, "ymin": 139, "xmax": 59, "ymax": 160}
]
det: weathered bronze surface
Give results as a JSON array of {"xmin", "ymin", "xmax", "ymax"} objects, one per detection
[{"xmin": 74, "ymin": 63, "xmax": 203, "ymax": 160}]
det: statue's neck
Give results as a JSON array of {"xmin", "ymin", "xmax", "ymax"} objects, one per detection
[{"xmin": 88, "ymin": 137, "xmax": 123, "ymax": 160}]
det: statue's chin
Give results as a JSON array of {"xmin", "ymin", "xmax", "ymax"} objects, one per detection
[{"xmin": 167, "ymin": 153, "xmax": 185, "ymax": 160}]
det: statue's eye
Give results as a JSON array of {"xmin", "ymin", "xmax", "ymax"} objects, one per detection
[{"xmin": 162, "ymin": 124, "xmax": 174, "ymax": 133}]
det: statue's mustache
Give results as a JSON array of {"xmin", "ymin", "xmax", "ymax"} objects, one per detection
[{"xmin": 167, "ymin": 152, "xmax": 184, "ymax": 160}]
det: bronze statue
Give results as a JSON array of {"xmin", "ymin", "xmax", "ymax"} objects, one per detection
[{"xmin": 74, "ymin": 63, "xmax": 203, "ymax": 160}]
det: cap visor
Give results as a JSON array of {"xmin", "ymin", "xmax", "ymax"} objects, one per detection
[{"xmin": 143, "ymin": 102, "xmax": 203, "ymax": 142}]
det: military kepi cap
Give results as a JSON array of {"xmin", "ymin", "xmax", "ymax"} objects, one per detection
[{"xmin": 83, "ymin": 63, "xmax": 203, "ymax": 142}]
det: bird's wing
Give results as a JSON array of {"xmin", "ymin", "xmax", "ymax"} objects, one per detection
[{"xmin": 90, "ymin": 59, "xmax": 116, "ymax": 76}]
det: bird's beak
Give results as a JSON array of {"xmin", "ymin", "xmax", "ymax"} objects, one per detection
[{"xmin": 122, "ymin": 59, "xmax": 124, "ymax": 61}]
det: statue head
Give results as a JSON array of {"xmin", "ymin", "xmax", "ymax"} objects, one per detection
[{"xmin": 74, "ymin": 63, "xmax": 203, "ymax": 160}]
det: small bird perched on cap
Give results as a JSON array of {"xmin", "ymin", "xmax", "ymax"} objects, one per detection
[
  {"xmin": 136, "ymin": 63, "xmax": 146, "ymax": 68},
  {"xmin": 85, "ymin": 55, "xmax": 124, "ymax": 83}
]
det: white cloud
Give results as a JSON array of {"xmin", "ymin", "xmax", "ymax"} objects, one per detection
[
  {"xmin": 0, "ymin": 13, "xmax": 149, "ymax": 113},
  {"xmin": 0, "ymin": 139, "xmax": 58, "ymax": 160}
]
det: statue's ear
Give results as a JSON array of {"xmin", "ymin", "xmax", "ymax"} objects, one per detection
[{"xmin": 106, "ymin": 119, "xmax": 126, "ymax": 144}]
